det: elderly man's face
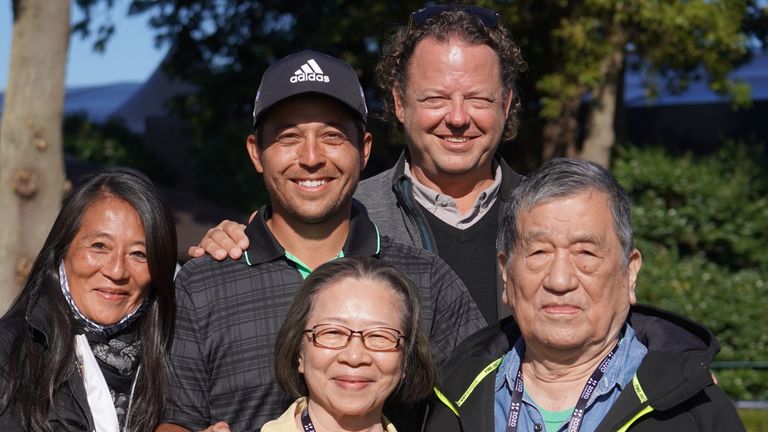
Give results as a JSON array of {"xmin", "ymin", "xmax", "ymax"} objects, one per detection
[{"xmin": 499, "ymin": 190, "xmax": 642, "ymax": 355}]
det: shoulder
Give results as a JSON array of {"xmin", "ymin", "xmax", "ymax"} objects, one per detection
[
  {"xmin": 0, "ymin": 312, "xmax": 25, "ymax": 365},
  {"xmin": 356, "ymin": 166, "xmax": 401, "ymax": 207},
  {"xmin": 377, "ymin": 236, "xmax": 447, "ymax": 273},
  {"xmin": 261, "ymin": 398, "xmax": 305, "ymax": 432},
  {"xmin": 175, "ymin": 255, "xmax": 263, "ymax": 294}
]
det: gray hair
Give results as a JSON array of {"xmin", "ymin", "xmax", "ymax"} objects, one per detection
[{"xmin": 498, "ymin": 158, "xmax": 634, "ymax": 267}]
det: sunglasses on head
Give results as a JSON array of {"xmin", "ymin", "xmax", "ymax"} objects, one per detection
[{"xmin": 408, "ymin": 5, "xmax": 502, "ymax": 31}]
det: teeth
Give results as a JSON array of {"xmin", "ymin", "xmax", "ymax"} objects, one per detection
[
  {"xmin": 297, "ymin": 179, "xmax": 328, "ymax": 188},
  {"xmin": 444, "ymin": 136, "xmax": 469, "ymax": 143}
]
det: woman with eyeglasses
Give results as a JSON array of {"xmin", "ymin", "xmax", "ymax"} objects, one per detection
[{"xmin": 265, "ymin": 257, "xmax": 437, "ymax": 432}]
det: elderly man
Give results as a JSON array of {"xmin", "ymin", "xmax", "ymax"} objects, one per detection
[
  {"xmin": 158, "ymin": 50, "xmax": 483, "ymax": 432},
  {"xmin": 426, "ymin": 158, "xmax": 744, "ymax": 431},
  {"xmin": 192, "ymin": 5, "xmax": 525, "ymax": 324}
]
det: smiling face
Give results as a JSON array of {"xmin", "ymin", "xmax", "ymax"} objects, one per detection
[
  {"xmin": 393, "ymin": 37, "xmax": 511, "ymax": 191},
  {"xmin": 248, "ymin": 94, "xmax": 372, "ymax": 225},
  {"xmin": 63, "ymin": 196, "xmax": 151, "ymax": 326},
  {"xmin": 298, "ymin": 276, "xmax": 405, "ymax": 424},
  {"xmin": 499, "ymin": 190, "xmax": 642, "ymax": 356}
]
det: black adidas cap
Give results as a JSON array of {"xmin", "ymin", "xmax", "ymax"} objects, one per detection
[{"xmin": 252, "ymin": 50, "xmax": 368, "ymax": 128}]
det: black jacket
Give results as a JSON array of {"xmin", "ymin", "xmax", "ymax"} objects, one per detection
[
  {"xmin": 0, "ymin": 286, "xmax": 96, "ymax": 431},
  {"xmin": 425, "ymin": 304, "xmax": 745, "ymax": 432}
]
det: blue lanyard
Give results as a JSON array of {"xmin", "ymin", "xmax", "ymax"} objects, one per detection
[
  {"xmin": 300, "ymin": 407, "xmax": 316, "ymax": 432},
  {"xmin": 505, "ymin": 341, "xmax": 619, "ymax": 432}
]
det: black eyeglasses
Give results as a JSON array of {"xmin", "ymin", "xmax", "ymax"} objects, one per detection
[
  {"xmin": 304, "ymin": 324, "xmax": 404, "ymax": 352},
  {"xmin": 408, "ymin": 5, "xmax": 502, "ymax": 31}
]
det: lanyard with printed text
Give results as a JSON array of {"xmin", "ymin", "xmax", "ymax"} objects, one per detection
[
  {"xmin": 301, "ymin": 407, "xmax": 317, "ymax": 432},
  {"xmin": 505, "ymin": 341, "xmax": 619, "ymax": 432}
]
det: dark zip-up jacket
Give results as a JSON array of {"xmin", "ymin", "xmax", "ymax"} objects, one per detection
[
  {"xmin": 424, "ymin": 304, "xmax": 745, "ymax": 432},
  {"xmin": 355, "ymin": 151, "xmax": 522, "ymax": 320},
  {"xmin": 0, "ymin": 287, "xmax": 97, "ymax": 431}
]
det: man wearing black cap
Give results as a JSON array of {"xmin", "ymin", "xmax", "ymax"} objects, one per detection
[
  {"xmin": 158, "ymin": 51, "xmax": 484, "ymax": 432},
  {"xmin": 192, "ymin": 5, "xmax": 526, "ymax": 327}
]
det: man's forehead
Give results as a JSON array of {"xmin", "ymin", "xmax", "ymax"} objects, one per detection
[
  {"xmin": 516, "ymin": 190, "xmax": 615, "ymax": 237},
  {"xmin": 259, "ymin": 94, "xmax": 362, "ymax": 129}
]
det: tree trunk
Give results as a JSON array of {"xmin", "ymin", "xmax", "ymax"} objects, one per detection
[
  {"xmin": 541, "ymin": 96, "xmax": 581, "ymax": 162},
  {"xmin": 0, "ymin": 0, "xmax": 70, "ymax": 313},
  {"xmin": 579, "ymin": 44, "xmax": 624, "ymax": 167}
]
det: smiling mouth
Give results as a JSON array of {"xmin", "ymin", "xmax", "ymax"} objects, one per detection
[
  {"xmin": 294, "ymin": 178, "xmax": 331, "ymax": 188},
  {"xmin": 440, "ymin": 135, "xmax": 473, "ymax": 143},
  {"xmin": 542, "ymin": 304, "xmax": 581, "ymax": 314},
  {"xmin": 94, "ymin": 288, "xmax": 130, "ymax": 300},
  {"xmin": 333, "ymin": 376, "xmax": 374, "ymax": 389}
]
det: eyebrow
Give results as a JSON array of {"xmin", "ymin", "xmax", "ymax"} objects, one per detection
[
  {"xmin": 522, "ymin": 230, "xmax": 601, "ymax": 245},
  {"xmin": 79, "ymin": 231, "xmax": 146, "ymax": 247}
]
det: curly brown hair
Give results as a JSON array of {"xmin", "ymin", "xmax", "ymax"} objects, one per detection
[{"xmin": 376, "ymin": 8, "xmax": 526, "ymax": 141}]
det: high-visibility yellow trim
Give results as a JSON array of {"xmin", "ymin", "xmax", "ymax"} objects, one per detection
[
  {"xmin": 632, "ymin": 374, "xmax": 648, "ymax": 403},
  {"xmin": 456, "ymin": 357, "xmax": 503, "ymax": 407},
  {"xmin": 434, "ymin": 387, "xmax": 459, "ymax": 417},
  {"xmin": 616, "ymin": 405, "xmax": 654, "ymax": 432},
  {"xmin": 615, "ymin": 373, "xmax": 654, "ymax": 431}
]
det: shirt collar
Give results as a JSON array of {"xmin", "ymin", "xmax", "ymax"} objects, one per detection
[
  {"xmin": 495, "ymin": 323, "xmax": 647, "ymax": 397},
  {"xmin": 404, "ymin": 159, "xmax": 501, "ymax": 223},
  {"xmin": 242, "ymin": 202, "xmax": 381, "ymax": 267}
]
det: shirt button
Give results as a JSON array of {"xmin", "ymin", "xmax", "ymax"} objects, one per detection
[{"xmin": 533, "ymin": 424, "xmax": 543, "ymax": 431}]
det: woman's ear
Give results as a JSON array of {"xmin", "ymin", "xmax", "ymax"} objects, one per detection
[{"xmin": 298, "ymin": 352, "xmax": 304, "ymax": 375}]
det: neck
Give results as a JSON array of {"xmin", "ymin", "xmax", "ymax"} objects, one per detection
[
  {"xmin": 409, "ymin": 161, "xmax": 495, "ymax": 214},
  {"xmin": 299, "ymin": 398, "xmax": 385, "ymax": 432},
  {"xmin": 266, "ymin": 205, "xmax": 351, "ymax": 271},
  {"xmin": 521, "ymin": 336, "xmax": 619, "ymax": 411}
]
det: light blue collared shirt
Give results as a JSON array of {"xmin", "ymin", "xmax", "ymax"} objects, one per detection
[{"xmin": 493, "ymin": 324, "xmax": 648, "ymax": 432}]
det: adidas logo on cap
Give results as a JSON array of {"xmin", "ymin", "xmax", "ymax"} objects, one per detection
[{"xmin": 290, "ymin": 59, "xmax": 330, "ymax": 83}]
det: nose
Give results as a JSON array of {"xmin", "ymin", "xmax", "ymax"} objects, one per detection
[
  {"xmin": 297, "ymin": 136, "xmax": 325, "ymax": 170},
  {"xmin": 101, "ymin": 251, "xmax": 130, "ymax": 282},
  {"xmin": 337, "ymin": 334, "xmax": 372, "ymax": 366},
  {"xmin": 544, "ymin": 252, "xmax": 578, "ymax": 293},
  {"xmin": 445, "ymin": 97, "xmax": 470, "ymax": 128}
]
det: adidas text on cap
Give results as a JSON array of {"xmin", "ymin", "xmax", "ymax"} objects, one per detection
[{"xmin": 252, "ymin": 50, "xmax": 368, "ymax": 128}]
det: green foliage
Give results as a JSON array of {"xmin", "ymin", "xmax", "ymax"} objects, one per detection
[
  {"xmin": 740, "ymin": 408, "xmax": 768, "ymax": 431},
  {"xmin": 613, "ymin": 143, "xmax": 768, "ymax": 400},
  {"xmin": 63, "ymin": 113, "xmax": 170, "ymax": 183}
]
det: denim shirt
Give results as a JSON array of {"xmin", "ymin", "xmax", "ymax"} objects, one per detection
[{"xmin": 493, "ymin": 324, "xmax": 648, "ymax": 432}]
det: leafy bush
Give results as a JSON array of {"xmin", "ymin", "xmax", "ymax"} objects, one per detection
[{"xmin": 614, "ymin": 142, "xmax": 768, "ymax": 400}]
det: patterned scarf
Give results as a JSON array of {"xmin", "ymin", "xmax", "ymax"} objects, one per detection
[{"xmin": 59, "ymin": 263, "xmax": 146, "ymax": 428}]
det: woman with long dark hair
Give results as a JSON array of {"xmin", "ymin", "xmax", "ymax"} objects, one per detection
[{"xmin": 0, "ymin": 169, "xmax": 177, "ymax": 431}]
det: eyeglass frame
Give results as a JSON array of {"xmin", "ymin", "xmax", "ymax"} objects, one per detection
[
  {"xmin": 407, "ymin": 5, "xmax": 502, "ymax": 32},
  {"xmin": 303, "ymin": 323, "xmax": 405, "ymax": 352}
]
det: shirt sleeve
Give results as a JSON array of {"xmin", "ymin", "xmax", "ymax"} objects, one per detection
[{"xmin": 162, "ymin": 268, "xmax": 212, "ymax": 430}]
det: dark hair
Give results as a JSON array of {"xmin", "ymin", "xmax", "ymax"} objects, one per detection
[
  {"xmin": 0, "ymin": 169, "xmax": 177, "ymax": 431},
  {"xmin": 376, "ymin": 8, "xmax": 526, "ymax": 141},
  {"xmin": 274, "ymin": 257, "xmax": 436, "ymax": 404},
  {"xmin": 498, "ymin": 158, "xmax": 635, "ymax": 267}
]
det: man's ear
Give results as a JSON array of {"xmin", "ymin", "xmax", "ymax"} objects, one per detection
[
  {"xmin": 360, "ymin": 131, "xmax": 373, "ymax": 171},
  {"xmin": 247, "ymin": 134, "xmax": 264, "ymax": 174},
  {"xmin": 498, "ymin": 252, "xmax": 510, "ymax": 305},
  {"xmin": 503, "ymin": 89, "xmax": 514, "ymax": 118},
  {"xmin": 627, "ymin": 248, "xmax": 643, "ymax": 305},
  {"xmin": 392, "ymin": 86, "xmax": 406, "ymax": 124}
]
